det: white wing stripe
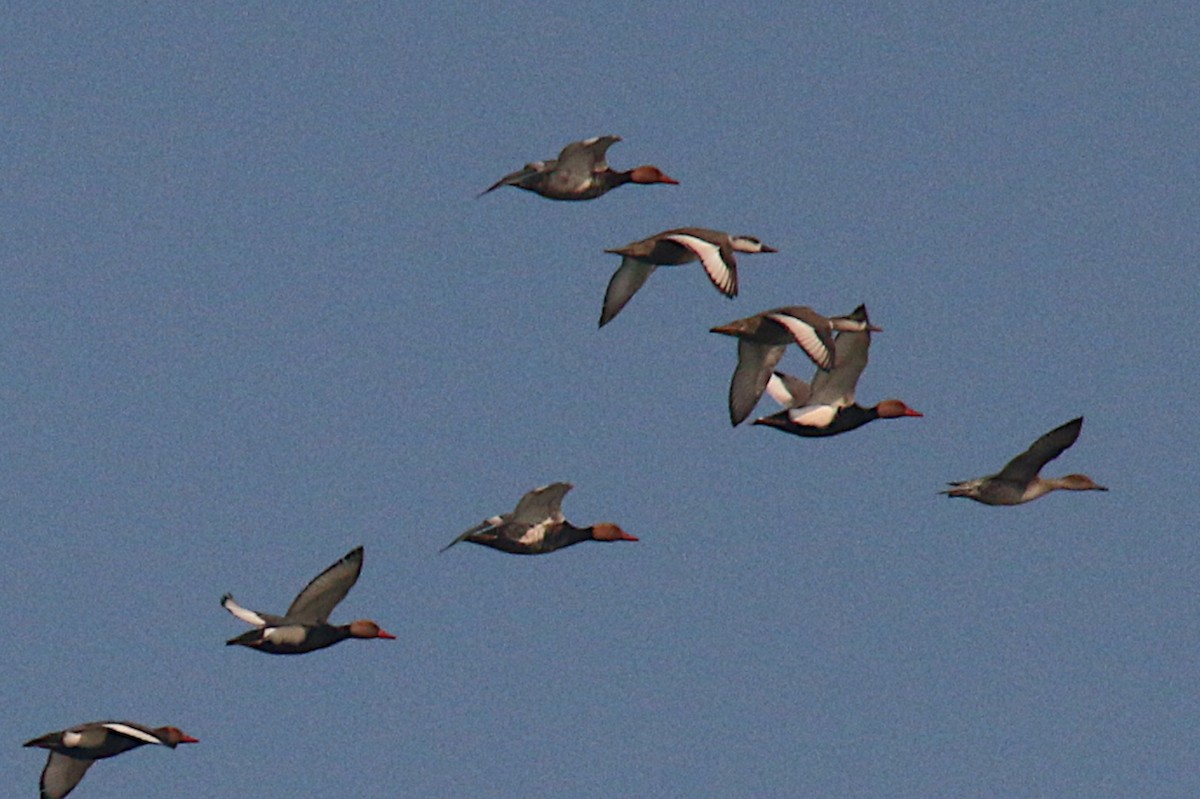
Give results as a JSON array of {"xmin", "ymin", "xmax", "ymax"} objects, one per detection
[
  {"xmin": 765, "ymin": 313, "xmax": 832, "ymax": 368},
  {"xmin": 516, "ymin": 521, "xmax": 551, "ymax": 546},
  {"xmin": 102, "ymin": 723, "xmax": 165, "ymax": 745},
  {"xmin": 664, "ymin": 234, "xmax": 735, "ymax": 296},
  {"xmin": 222, "ymin": 595, "xmax": 267, "ymax": 627}
]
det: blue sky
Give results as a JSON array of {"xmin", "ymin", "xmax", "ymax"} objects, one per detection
[{"xmin": 3, "ymin": 4, "xmax": 1198, "ymax": 798}]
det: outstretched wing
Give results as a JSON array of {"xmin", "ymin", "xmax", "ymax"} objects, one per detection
[
  {"xmin": 599, "ymin": 258, "xmax": 657, "ymax": 327},
  {"xmin": 808, "ymin": 323, "xmax": 872, "ymax": 408},
  {"xmin": 728, "ymin": 340, "xmax": 788, "ymax": 426},
  {"xmin": 478, "ymin": 161, "xmax": 548, "ymax": 196},
  {"xmin": 661, "ymin": 233, "xmax": 738, "ymax": 297},
  {"xmin": 285, "ymin": 546, "xmax": 364, "ymax": 623},
  {"xmin": 220, "ymin": 594, "xmax": 285, "ymax": 627},
  {"xmin": 995, "ymin": 417, "xmax": 1084, "ymax": 483},
  {"xmin": 556, "ymin": 135, "xmax": 620, "ymax": 175},
  {"xmin": 509, "ymin": 482, "xmax": 572, "ymax": 527},
  {"xmin": 764, "ymin": 309, "xmax": 835, "ymax": 371},
  {"xmin": 40, "ymin": 752, "xmax": 94, "ymax": 799},
  {"xmin": 441, "ymin": 516, "xmax": 504, "ymax": 552},
  {"xmin": 765, "ymin": 371, "xmax": 811, "ymax": 409}
]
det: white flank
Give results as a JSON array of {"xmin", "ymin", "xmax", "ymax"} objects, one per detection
[
  {"xmin": 765, "ymin": 313, "xmax": 832, "ymax": 369},
  {"xmin": 516, "ymin": 521, "xmax": 550, "ymax": 547},
  {"xmin": 102, "ymin": 723, "xmax": 165, "ymax": 745},
  {"xmin": 787, "ymin": 404, "xmax": 837, "ymax": 428},
  {"xmin": 62, "ymin": 731, "xmax": 83, "ymax": 747},
  {"xmin": 264, "ymin": 625, "xmax": 307, "ymax": 645},
  {"xmin": 665, "ymin": 234, "xmax": 735, "ymax": 296}
]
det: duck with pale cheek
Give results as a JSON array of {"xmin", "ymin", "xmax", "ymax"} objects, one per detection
[
  {"xmin": 599, "ymin": 228, "xmax": 777, "ymax": 327},
  {"xmin": 442, "ymin": 482, "xmax": 638, "ymax": 555},
  {"xmin": 221, "ymin": 545, "xmax": 396, "ymax": 654},
  {"xmin": 750, "ymin": 305, "xmax": 922, "ymax": 437},
  {"xmin": 941, "ymin": 417, "xmax": 1107, "ymax": 505},
  {"xmin": 479, "ymin": 135, "xmax": 677, "ymax": 201},
  {"xmin": 24, "ymin": 721, "xmax": 197, "ymax": 799}
]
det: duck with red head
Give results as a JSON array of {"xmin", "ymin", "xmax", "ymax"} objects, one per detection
[
  {"xmin": 755, "ymin": 396, "xmax": 923, "ymax": 438},
  {"xmin": 221, "ymin": 546, "xmax": 396, "ymax": 655},
  {"xmin": 624, "ymin": 165, "xmax": 679, "ymax": 187},
  {"xmin": 711, "ymin": 304, "xmax": 884, "ymax": 425},
  {"xmin": 442, "ymin": 483, "xmax": 639, "ymax": 555},
  {"xmin": 747, "ymin": 305, "xmax": 922, "ymax": 438},
  {"xmin": 479, "ymin": 136, "xmax": 677, "ymax": 201},
  {"xmin": 24, "ymin": 721, "xmax": 198, "ymax": 799}
]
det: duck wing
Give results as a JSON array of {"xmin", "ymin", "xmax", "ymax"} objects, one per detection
[
  {"xmin": 478, "ymin": 160, "xmax": 550, "ymax": 196},
  {"xmin": 39, "ymin": 752, "xmax": 94, "ymax": 799},
  {"xmin": 509, "ymin": 482, "xmax": 571, "ymax": 527},
  {"xmin": 471, "ymin": 482, "xmax": 572, "ymax": 547},
  {"xmin": 994, "ymin": 417, "xmax": 1084, "ymax": 483},
  {"xmin": 99, "ymin": 722, "xmax": 170, "ymax": 747},
  {"xmin": 555, "ymin": 135, "xmax": 620, "ymax": 177},
  {"xmin": 808, "ymin": 324, "xmax": 871, "ymax": 407},
  {"xmin": 763, "ymin": 308, "xmax": 835, "ymax": 370},
  {"xmin": 728, "ymin": 340, "xmax": 788, "ymax": 426},
  {"xmin": 440, "ymin": 515, "xmax": 506, "ymax": 552},
  {"xmin": 220, "ymin": 594, "xmax": 285, "ymax": 627},
  {"xmin": 765, "ymin": 371, "xmax": 811, "ymax": 408},
  {"xmin": 599, "ymin": 258, "xmax": 657, "ymax": 327},
  {"xmin": 660, "ymin": 232, "xmax": 738, "ymax": 297},
  {"xmin": 284, "ymin": 546, "xmax": 364, "ymax": 623}
]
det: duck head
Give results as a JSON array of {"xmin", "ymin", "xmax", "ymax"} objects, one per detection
[
  {"xmin": 627, "ymin": 165, "xmax": 678, "ymax": 185},
  {"xmin": 157, "ymin": 727, "xmax": 200, "ymax": 747},
  {"xmin": 1057, "ymin": 473, "xmax": 1108, "ymax": 492},
  {"xmin": 591, "ymin": 523, "xmax": 639, "ymax": 543},
  {"xmin": 731, "ymin": 236, "xmax": 777, "ymax": 254},
  {"xmin": 348, "ymin": 620, "xmax": 397, "ymax": 640},
  {"xmin": 876, "ymin": 399, "xmax": 923, "ymax": 419}
]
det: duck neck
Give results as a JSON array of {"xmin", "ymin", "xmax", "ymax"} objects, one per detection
[
  {"xmin": 558, "ymin": 523, "xmax": 596, "ymax": 548},
  {"xmin": 604, "ymin": 169, "xmax": 633, "ymax": 189},
  {"xmin": 307, "ymin": 625, "xmax": 353, "ymax": 650}
]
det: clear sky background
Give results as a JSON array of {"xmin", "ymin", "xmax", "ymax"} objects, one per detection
[{"xmin": 2, "ymin": 4, "xmax": 1198, "ymax": 798}]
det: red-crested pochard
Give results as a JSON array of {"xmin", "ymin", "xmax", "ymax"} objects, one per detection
[
  {"xmin": 221, "ymin": 546, "xmax": 395, "ymax": 655},
  {"xmin": 752, "ymin": 305, "xmax": 921, "ymax": 437},
  {"xmin": 711, "ymin": 304, "xmax": 883, "ymax": 425},
  {"xmin": 599, "ymin": 228, "xmax": 777, "ymax": 327},
  {"xmin": 24, "ymin": 721, "xmax": 197, "ymax": 799},
  {"xmin": 441, "ymin": 482, "xmax": 637, "ymax": 555},
  {"xmin": 479, "ymin": 135, "xmax": 677, "ymax": 201}
]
